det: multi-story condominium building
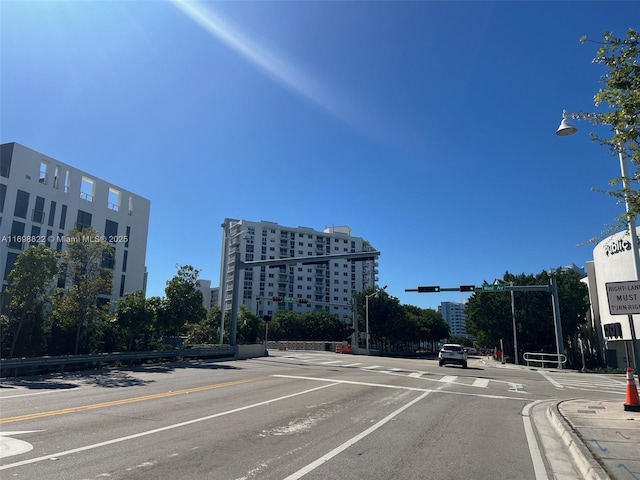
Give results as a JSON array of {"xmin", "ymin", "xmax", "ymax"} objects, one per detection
[
  {"xmin": 439, "ymin": 301, "xmax": 473, "ymax": 339},
  {"xmin": 219, "ymin": 218, "xmax": 379, "ymax": 322},
  {"xmin": 0, "ymin": 142, "xmax": 150, "ymax": 309}
]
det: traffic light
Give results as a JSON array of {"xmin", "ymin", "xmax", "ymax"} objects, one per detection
[
  {"xmin": 418, "ymin": 286, "xmax": 440, "ymax": 293},
  {"xmin": 262, "ymin": 315, "xmax": 272, "ymax": 323},
  {"xmin": 459, "ymin": 285, "xmax": 476, "ymax": 292},
  {"xmin": 272, "ymin": 296, "xmax": 283, "ymax": 302},
  {"xmin": 298, "ymin": 298, "xmax": 309, "ymax": 304}
]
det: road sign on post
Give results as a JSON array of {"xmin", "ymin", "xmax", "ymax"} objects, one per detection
[
  {"xmin": 284, "ymin": 297, "xmax": 297, "ymax": 303},
  {"xmin": 606, "ymin": 281, "xmax": 640, "ymax": 315},
  {"xmin": 481, "ymin": 284, "xmax": 506, "ymax": 292}
]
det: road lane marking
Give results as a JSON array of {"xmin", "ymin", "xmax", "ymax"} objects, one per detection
[
  {"xmin": 0, "ymin": 381, "xmax": 337, "ymax": 471},
  {"xmin": 283, "ymin": 390, "xmax": 433, "ymax": 480},
  {"xmin": 361, "ymin": 365, "xmax": 381, "ymax": 370},
  {"xmin": 439, "ymin": 375, "xmax": 458, "ymax": 383},
  {"xmin": 0, "ymin": 376, "xmax": 272, "ymax": 425},
  {"xmin": 522, "ymin": 400, "xmax": 550, "ymax": 480},
  {"xmin": 538, "ymin": 370, "xmax": 563, "ymax": 389},
  {"xmin": 273, "ymin": 375, "xmax": 526, "ymax": 400},
  {"xmin": 472, "ymin": 378, "xmax": 489, "ymax": 388}
]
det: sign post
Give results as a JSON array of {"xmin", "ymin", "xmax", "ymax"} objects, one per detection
[{"xmin": 606, "ymin": 281, "xmax": 640, "ymax": 378}]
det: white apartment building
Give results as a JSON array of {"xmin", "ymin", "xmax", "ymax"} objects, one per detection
[
  {"xmin": 0, "ymin": 142, "xmax": 150, "ymax": 309},
  {"xmin": 439, "ymin": 301, "xmax": 472, "ymax": 339},
  {"xmin": 219, "ymin": 218, "xmax": 379, "ymax": 322}
]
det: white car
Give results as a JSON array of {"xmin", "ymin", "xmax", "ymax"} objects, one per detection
[{"xmin": 438, "ymin": 343, "xmax": 468, "ymax": 368}]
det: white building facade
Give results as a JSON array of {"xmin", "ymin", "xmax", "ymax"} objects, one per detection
[
  {"xmin": 587, "ymin": 227, "xmax": 640, "ymax": 369},
  {"xmin": 439, "ymin": 301, "xmax": 472, "ymax": 339},
  {"xmin": 0, "ymin": 142, "xmax": 150, "ymax": 308},
  {"xmin": 219, "ymin": 218, "xmax": 379, "ymax": 322}
]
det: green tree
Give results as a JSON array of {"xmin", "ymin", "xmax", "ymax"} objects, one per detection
[
  {"xmin": 52, "ymin": 227, "xmax": 114, "ymax": 355},
  {"xmin": 4, "ymin": 245, "xmax": 59, "ymax": 357},
  {"xmin": 579, "ymin": 28, "xmax": 640, "ymax": 228},
  {"xmin": 163, "ymin": 265, "xmax": 207, "ymax": 337},
  {"xmin": 466, "ymin": 270, "xmax": 589, "ymax": 366},
  {"xmin": 236, "ymin": 306, "xmax": 263, "ymax": 344},
  {"xmin": 115, "ymin": 290, "xmax": 155, "ymax": 351},
  {"xmin": 185, "ymin": 305, "xmax": 222, "ymax": 345}
]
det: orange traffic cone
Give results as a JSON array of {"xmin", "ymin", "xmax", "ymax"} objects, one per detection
[{"xmin": 624, "ymin": 368, "xmax": 640, "ymax": 412}]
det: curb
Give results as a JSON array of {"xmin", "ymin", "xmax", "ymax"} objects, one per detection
[{"xmin": 546, "ymin": 401, "xmax": 611, "ymax": 480}]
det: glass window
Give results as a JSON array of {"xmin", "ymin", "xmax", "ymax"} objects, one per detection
[
  {"xmin": 76, "ymin": 210, "xmax": 92, "ymax": 230},
  {"xmin": 32, "ymin": 196, "xmax": 45, "ymax": 223},
  {"xmin": 8, "ymin": 220, "xmax": 25, "ymax": 249},
  {"xmin": 48, "ymin": 201, "xmax": 57, "ymax": 226},
  {"xmin": 0, "ymin": 183, "xmax": 6, "ymax": 213},
  {"xmin": 14, "ymin": 190, "xmax": 29, "ymax": 219},
  {"xmin": 59, "ymin": 204, "xmax": 67, "ymax": 229},
  {"xmin": 0, "ymin": 143, "xmax": 13, "ymax": 178}
]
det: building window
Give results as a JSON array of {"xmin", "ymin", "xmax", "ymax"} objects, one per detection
[
  {"xmin": 29, "ymin": 225, "xmax": 41, "ymax": 247},
  {"xmin": 122, "ymin": 250, "xmax": 128, "ymax": 272},
  {"xmin": 45, "ymin": 229, "xmax": 53, "ymax": 247},
  {"xmin": 76, "ymin": 210, "xmax": 92, "ymax": 230},
  {"xmin": 125, "ymin": 226, "xmax": 130, "ymax": 248},
  {"xmin": 64, "ymin": 170, "xmax": 71, "ymax": 193},
  {"xmin": 48, "ymin": 200, "xmax": 57, "ymax": 227},
  {"xmin": 0, "ymin": 183, "xmax": 6, "ymax": 213},
  {"xmin": 119, "ymin": 275, "xmax": 126, "ymax": 297},
  {"xmin": 128, "ymin": 195, "xmax": 133, "ymax": 215},
  {"xmin": 0, "ymin": 144, "xmax": 12, "ymax": 178},
  {"xmin": 59, "ymin": 204, "xmax": 67, "ymax": 230},
  {"xmin": 53, "ymin": 165, "xmax": 61, "ymax": 188},
  {"xmin": 32, "ymin": 196, "xmax": 45, "ymax": 224},
  {"xmin": 108, "ymin": 188, "xmax": 120, "ymax": 212},
  {"xmin": 80, "ymin": 176, "xmax": 94, "ymax": 202},
  {"xmin": 39, "ymin": 161, "xmax": 48, "ymax": 184},
  {"xmin": 14, "ymin": 190, "xmax": 29, "ymax": 219},
  {"xmin": 8, "ymin": 221, "xmax": 25, "ymax": 249},
  {"xmin": 104, "ymin": 219, "xmax": 118, "ymax": 243}
]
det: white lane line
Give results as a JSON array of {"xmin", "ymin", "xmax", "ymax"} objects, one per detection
[
  {"xmin": 408, "ymin": 372, "xmax": 422, "ymax": 378},
  {"xmin": 439, "ymin": 375, "xmax": 458, "ymax": 383},
  {"xmin": 282, "ymin": 390, "xmax": 432, "ymax": 480},
  {"xmin": 0, "ymin": 382, "xmax": 337, "ymax": 471},
  {"xmin": 521, "ymin": 400, "xmax": 550, "ymax": 480},
  {"xmin": 318, "ymin": 361, "xmax": 344, "ymax": 365},
  {"xmin": 472, "ymin": 379, "xmax": 489, "ymax": 388},
  {"xmin": 361, "ymin": 365, "xmax": 381, "ymax": 370},
  {"xmin": 340, "ymin": 363, "xmax": 363, "ymax": 367},
  {"xmin": 272, "ymin": 375, "xmax": 524, "ymax": 401},
  {"xmin": 538, "ymin": 370, "xmax": 563, "ymax": 389}
]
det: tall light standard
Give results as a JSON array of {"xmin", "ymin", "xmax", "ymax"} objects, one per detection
[
  {"xmin": 557, "ymin": 110, "xmax": 640, "ymax": 377},
  {"xmin": 365, "ymin": 285, "xmax": 387, "ymax": 351}
]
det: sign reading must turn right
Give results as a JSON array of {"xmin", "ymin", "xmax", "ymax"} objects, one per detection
[{"xmin": 606, "ymin": 280, "xmax": 640, "ymax": 315}]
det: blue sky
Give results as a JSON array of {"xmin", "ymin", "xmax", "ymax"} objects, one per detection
[{"xmin": 1, "ymin": 1, "xmax": 637, "ymax": 311}]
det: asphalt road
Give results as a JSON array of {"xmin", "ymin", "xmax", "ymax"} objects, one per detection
[{"xmin": 0, "ymin": 351, "xmax": 627, "ymax": 480}]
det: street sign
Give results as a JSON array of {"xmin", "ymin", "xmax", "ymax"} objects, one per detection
[
  {"xmin": 481, "ymin": 284, "xmax": 506, "ymax": 292},
  {"xmin": 605, "ymin": 280, "xmax": 640, "ymax": 315},
  {"xmin": 284, "ymin": 296, "xmax": 297, "ymax": 303}
]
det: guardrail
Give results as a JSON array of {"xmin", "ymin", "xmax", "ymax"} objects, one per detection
[
  {"xmin": 523, "ymin": 351, "xmax": 567, "ymax": 369},
  {"xmin": 0, "ymin": 345, "xmax": 236, "ymax": 378}
]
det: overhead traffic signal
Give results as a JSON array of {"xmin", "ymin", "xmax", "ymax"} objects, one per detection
[
  {"xmin": 418, "ymin": 286, "xmax": 440, "ymax": 293},
  {"xmin": 459, "ymin": 285, "xmax": 476, "ymax": 292},
  {"xmin": 272, "ymin": 296, "xmax": 283, "ymax": 302},
  {"xmin": 298, "ymin": 298, "xmax": 309, "ymax": 304}
]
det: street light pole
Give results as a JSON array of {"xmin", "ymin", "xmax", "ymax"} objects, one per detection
[
  {"xmin": 365, "ymin": 285, "xmax": 387, "ymax": 352},
  {"xmin": 557, "ymin": 111, "xmax": 640, "ymax": 377}
]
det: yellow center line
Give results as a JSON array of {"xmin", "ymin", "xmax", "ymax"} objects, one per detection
[{"xmin": 0, "ymin": 376, "xmax": 272, "ymax": 424}]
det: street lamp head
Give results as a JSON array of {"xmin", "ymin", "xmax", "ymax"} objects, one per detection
[{"xmin": 556, "ymin": 110, "xmax": 578, "ymax": 136}]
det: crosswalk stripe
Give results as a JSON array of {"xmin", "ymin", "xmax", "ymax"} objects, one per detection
[
  {"xmin": 440, "ymin": 375, "xmax": 458, "ymax": 383},
  {"xmin": 472, "ymin": 378, "xmax": 489, "ymax": 388}
]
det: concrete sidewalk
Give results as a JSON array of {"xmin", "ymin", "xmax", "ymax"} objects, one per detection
[{"xmin": 548, "ymin": 398, "xmax": 640, "ymax": 480}]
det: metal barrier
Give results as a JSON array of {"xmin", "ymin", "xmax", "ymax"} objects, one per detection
[
  {"xmin": 523, "ymin": 351, "xmax": 567, "ymax": 369},
  {"xmin": 0, "ymin": 345, "xmax": 236, "ymax": 378}
]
